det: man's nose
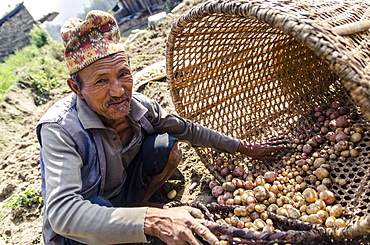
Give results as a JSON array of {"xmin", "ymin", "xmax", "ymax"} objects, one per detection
[{"xmin": 109, "ymin": 79, "xmax": 125, "ymax": 96}]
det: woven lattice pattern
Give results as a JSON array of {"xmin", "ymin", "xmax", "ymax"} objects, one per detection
[
  {"xmin": 167, "ymin": 0, "xmax": 370, "ymax": 136},
  {"xmin": 166, "ymin": 0, "xmax": 370, "ymax": 243}
]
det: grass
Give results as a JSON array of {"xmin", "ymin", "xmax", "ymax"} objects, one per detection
[
  {"xmin": 0, "ymin": 46, "xmax": 37, "ymax": 98},
  {"xmin": 0, "ymin": 72, "xmax": 16, "ymax": 99},
  {"xmin": 132, "ymin": 54, "xmax": 149, "ymax": 66},
  {"xmin": 0, "ymin": 22, "xmax": 67, "ymax": 103},
  {"xmin": 0, "ymin": 41, "xmax": 68, "ymax": 104}
]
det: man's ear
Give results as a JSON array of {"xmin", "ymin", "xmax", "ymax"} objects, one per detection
[{"xmin": 67, "ymin": 78, "xmax": 84, "ymax": 99}]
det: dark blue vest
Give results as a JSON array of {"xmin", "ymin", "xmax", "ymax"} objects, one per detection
[{"xmin": 36, "ymin": 94, "xmax": 106, "ymax": 201}]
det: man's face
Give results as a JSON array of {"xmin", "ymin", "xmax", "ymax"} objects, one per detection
[{"xmin": 76, "ymin": 52, "xmax": 133, "ymax": 120}]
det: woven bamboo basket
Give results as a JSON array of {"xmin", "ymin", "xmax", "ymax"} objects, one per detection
[{"xmin": 166, "ymin": 0, "xmax": 370, "ymax": 244}]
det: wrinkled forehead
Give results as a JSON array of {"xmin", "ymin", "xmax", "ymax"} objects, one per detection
[{"xmin": 76, "ymin": 52, "xmax": 131, "ymax": 81}]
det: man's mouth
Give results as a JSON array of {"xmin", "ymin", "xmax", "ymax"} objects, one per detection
[
  {"xmin": 109, "ymin": 99, "xmax": 126, "ymax": 108},
  {"xmin": 106, "ymin": 94, "xmax": 131, "ymax": 109},
  {"xmin": 106, "ymin": 96, "xmax": 131, "ymax": 111}
]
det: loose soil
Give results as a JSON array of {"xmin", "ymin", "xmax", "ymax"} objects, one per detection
[{"xmin": 0, "ymin": 1, "xmax": 212, "ymax": 244}]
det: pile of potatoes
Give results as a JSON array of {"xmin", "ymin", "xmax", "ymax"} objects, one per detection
[{"xmin": 209, "ymin": 100, "xmax": 364, "ymax": 231}]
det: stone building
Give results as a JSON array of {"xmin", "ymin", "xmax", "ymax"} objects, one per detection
[{"xmin": 0, "ymin": 3, "xmax": 34, "ymax": 62}]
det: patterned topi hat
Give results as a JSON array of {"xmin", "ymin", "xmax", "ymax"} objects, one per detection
[{"xmin": 61, "ymin": 10, "xmax": 125, "ymax": 74}]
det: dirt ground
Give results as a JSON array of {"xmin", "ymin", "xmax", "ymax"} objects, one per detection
[{"xmin": 0, "ymin": 1, "xmax": 212, "ymax": 244}]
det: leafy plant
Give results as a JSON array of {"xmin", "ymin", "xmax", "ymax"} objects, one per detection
[
  {"xmin": 132, "ymin": 54, "xmax": 148, "ymax": 66},
  {"xmin": 29, "ymin": 73, "xmax": 64, "ymax": 105},
  {"xmin": 30, "ymin": 23, "xmax": 50, "ymax": 48},
  {"xmin": 0, "ymin": 72, "xmax": 16, "ymax": 99},
  {"xmin": 2, "ymin": 189, "xmax": 42, "ymax": 211}
]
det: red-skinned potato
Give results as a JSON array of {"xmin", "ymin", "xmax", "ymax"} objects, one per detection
[
  {"xmin": 335, "ymin": 132, "xmax": 349, "ymax": 142},
  {"xmin": 232, "ymin": 178, "xmax": 244, "ymax": 188},
  {"xmin": 319, "ymin": 190, "xmax": 336, "ymax": 204},
  {"xmin": 244, "ymin": 180, "xmax": 254, "ymax": 189},
  {"xmin": 215, "ymin": 157, "xmax": 223, "ymax": 166},
  {"xmin": 314, "ymin": 105, "xmax": 325, "ymax": 112},
  {"xmin": 220, "ymin": 167, "xmax": 229, "ymax": 176},
  {"xmin": 209, "ymin": 180, "xmax": 219, "ymax": 190},
  {"xmin": 212, "ymin": 185, "xmax": 224, "ymax": 198},
  {"xmin": 232, "ymin": 166, "xmax": 245, "ymax": 177},
  {"xmin": 331, "ymin": 101, "xmax": 341, "ymax": 109},
  {"xmin": 217, "ymin": 195, "xmax": 225, "ymax": 205},
  {"xmin": 335, "ymin": 115, "xmax": 348, "ymax": 128},
  {"xmin": 250, "ymin": 211, "xmax": 260, "ymax": 220},
  {"xmin": 264, "ymin": 171, "xmax": 277, "ymax": 182},
  {"xmin": 303, "ymin": 144, "xmax": 313, "ymax": 154},
  {"xmin": 223, "ymin": 191, "xmax": 233, "ymax": 200},
  {"xmin": 228, "ymin": 162, "xmax": 235, "ymax": 171},
  {"xmin": 246, "ymin": 196, "xmax": 257, "ymax": 205}
]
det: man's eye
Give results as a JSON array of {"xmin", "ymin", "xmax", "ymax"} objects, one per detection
[
  {"xmin": 95, "ymin": 79, "xmax": 105, "ymax": 84},
  {"xmin": 120, "ymin": 72, "xmax": 130, "ymax": 77}
]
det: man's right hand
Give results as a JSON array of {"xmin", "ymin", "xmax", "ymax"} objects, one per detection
[{"xmin": 144, "ymin": 206, "xmax": 220, "ymax": 245}]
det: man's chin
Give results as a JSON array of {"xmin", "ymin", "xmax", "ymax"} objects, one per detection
[{"xmin": 106, "ymin": 108, "xmax": 130, "ymax": 120}]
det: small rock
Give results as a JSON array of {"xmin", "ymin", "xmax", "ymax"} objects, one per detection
[
  {"xmin": 0, "ymin": 183, "xmax": 14, "ymax": 197},
  {"xmin": 148, "ymin": 12, "xmax": 167, "ymax": 28}
]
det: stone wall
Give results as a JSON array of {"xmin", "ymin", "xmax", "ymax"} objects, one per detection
[{"xmin": 0, "ymin": 4, "xmax": 34, "ymax": 62}]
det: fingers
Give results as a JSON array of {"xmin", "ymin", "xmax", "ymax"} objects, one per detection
[
  {"xmin": 255, "ymin": 145, "xmax": 287, "ymax": 161},
  {"xmin": 181, "ymin": 208, "xmax": 219, "ymax": 245},
  {"xmin": 192, "ymin": 220, "xmax": 220, "ymax": 245},
  {"xmin": 263, "ymin": 135, "xmax": 286, "ymax": 142},
  {"xmin": 241, "ymin": 138, "xmax": 289, "ymax": 147},
  {"xmin": 261, "ymin": 139, "xmax": 289, "ymax": 147},
  {"xmin": 182, "ymin": 206, "xmax": 204, "ymax": 219},
  {"xmin": 263, "ymin": 145, "xmax": 288, "ymax": 153},
  {"xmin": 146, "ymin": 206, "xmax": 219, "ymax": 245},
  {"xmin": 168, "ymin": 214, "xmax": 218, "ymax": 245},
  {"xmin": 267, "ymin": 139, "xmax": 289, "ymax": 145},
  {"xmin": 257, "ymin": 155, "xmax": 278, "ymax": 161}
]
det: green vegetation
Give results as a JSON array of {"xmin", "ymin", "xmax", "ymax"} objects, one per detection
[
  {"xmin": 0, "ymin": 189, "xmax": 43, "ymax": 222},
  {"xmin": 132, "ymin": 54, "xmax": 148, "ymax": 66},
  {"xmin": 0, "ymin": 46, "xmax": 36, "ymax": 99},
  {"xmin": 0, "ymin": 25, "xmax": 68, "ymax": 103},
  {"xmin": 0, "ymin": 72, "xmax": 16, "ymax": 98},
  {"xmin": 2, "ymin": 190, "xmax": 42, "ymax": 211},
  {"xmin": 30, "ymin": 23, "xmax": 50, "ymax": 48}
]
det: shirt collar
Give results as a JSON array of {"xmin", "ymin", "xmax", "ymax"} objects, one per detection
[
  {"xmin": 76, "ymin": 96, "xmax": 105, "ymax": 129},
  {"xmin": 129, "ymin": 94, "xmax": 148, "ymax": 122},
  {"xmin": 76, "ymin": 93, "xmax": 148, "ymax": 129}
]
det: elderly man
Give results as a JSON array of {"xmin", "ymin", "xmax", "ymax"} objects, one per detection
[{"xmin": 36, "ymin": 10, "xmax": 286, "ymax": 245}]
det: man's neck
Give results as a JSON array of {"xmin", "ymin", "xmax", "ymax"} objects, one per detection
[
  {"xmin": 100, "ymin": 116, "xmax": 133, "ymax": 147},
  {"xmin": 100, "ymin": 116, "xmax": 128, "ymax": 131}
]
